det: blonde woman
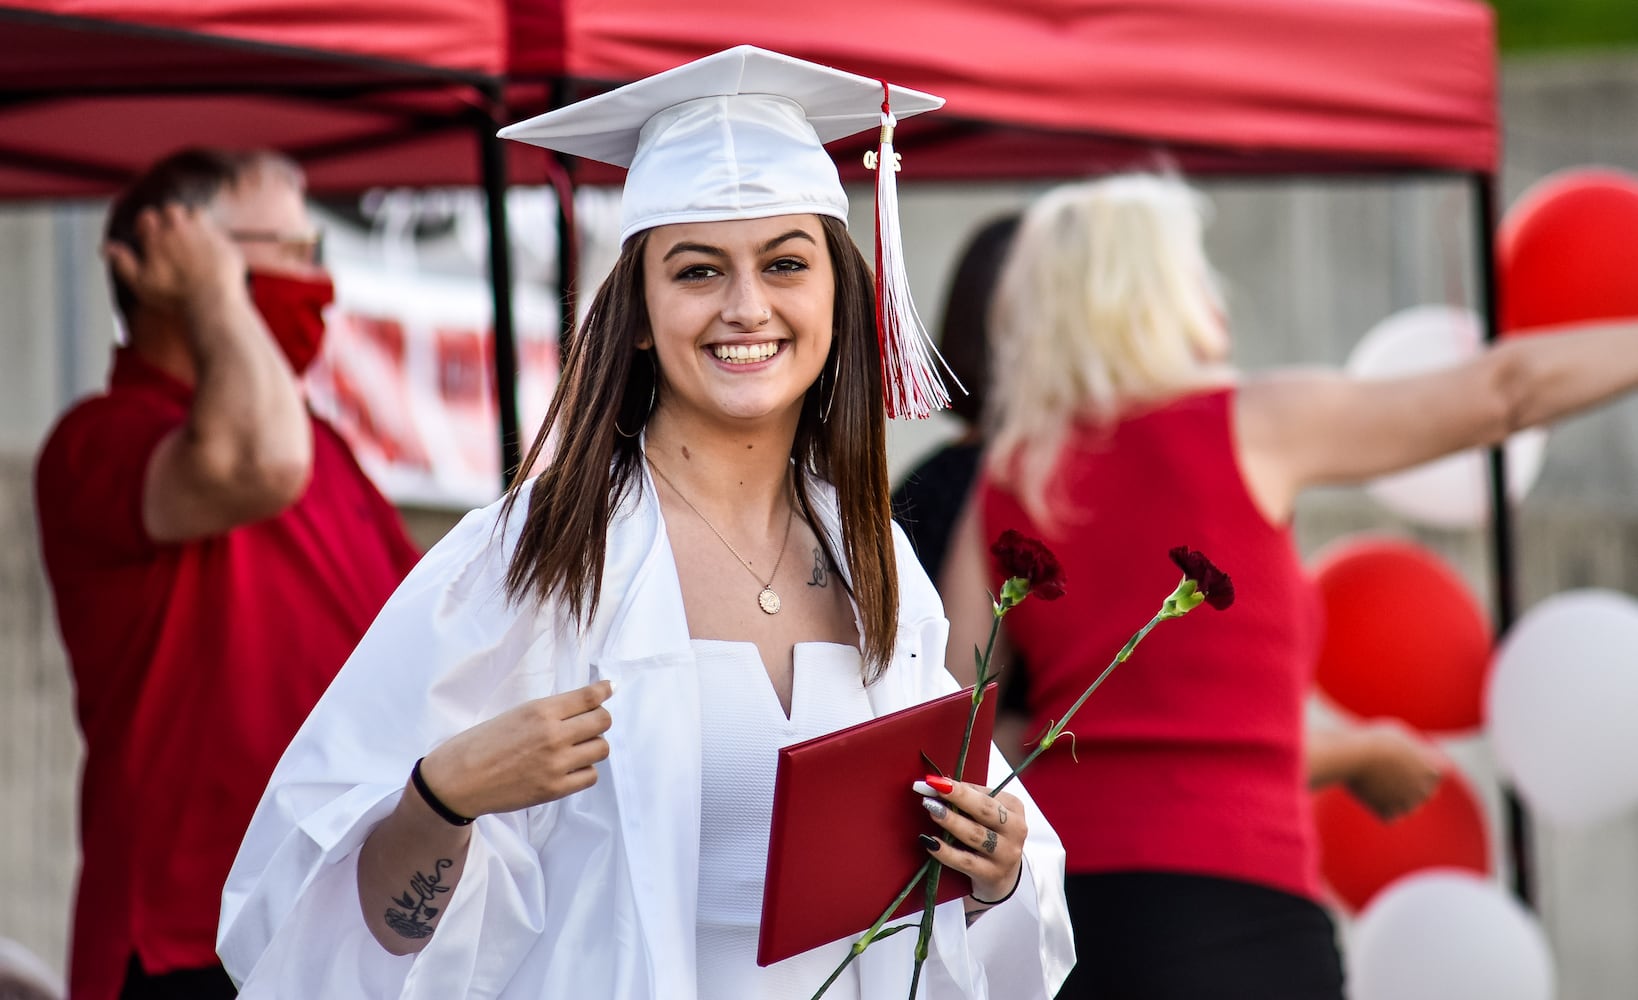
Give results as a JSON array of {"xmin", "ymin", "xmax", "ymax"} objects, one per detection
[{"xmin": 942, "ymin": 172, "xmax": 1638, "ymax": 999}]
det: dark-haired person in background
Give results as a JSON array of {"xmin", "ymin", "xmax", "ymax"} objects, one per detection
[
  {"xmin": 35, "ymin": 149, "xmax": 420, "ymax": 1000},
  {"xmin": 892, "ymin": 215, "xmax": 1035, "ymax": 757},
  {"xmin": 891, "ymin": 214, "xmax": 1019, "ymax": 588}
]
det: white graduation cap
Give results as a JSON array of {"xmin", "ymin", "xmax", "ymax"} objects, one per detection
[{"xmin": 499, "ymin": 45, "xmax": 957, "ymax": 420}]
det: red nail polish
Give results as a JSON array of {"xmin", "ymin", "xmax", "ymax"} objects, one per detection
[{"xmin": 924, "ymin": 775, "xmax": 955, "ymax": 795}]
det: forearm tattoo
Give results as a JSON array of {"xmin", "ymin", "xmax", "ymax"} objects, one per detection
[
  {"xmin": 807, "ymin": 547, "xmax": 829, "ymax": 588},
  {"xmin": 384, "ymin": 858, "xmax": 453, "ymax": 939}
]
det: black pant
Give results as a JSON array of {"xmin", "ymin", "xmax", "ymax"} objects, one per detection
[
  {"xmin": 1056, "ymin": 871, "xmax": 1345, "ymax": 1000},
  {"xmin": 119, "ymin": 956, "xmax": 237, "ymax": 1000}
]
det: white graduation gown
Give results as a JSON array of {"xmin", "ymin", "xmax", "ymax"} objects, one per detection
[{"xmin": 218, "ymin": 470, "xmax": 1075, "ymax": 999}]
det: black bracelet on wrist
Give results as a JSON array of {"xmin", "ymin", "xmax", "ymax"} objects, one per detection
[
  {"xmin": 969, "ymin": 861, "xmax": 1025, "ymax": 907},
  {"xmin": 410, "ymin": 756, "xmax": 475, "ymax": 826}
]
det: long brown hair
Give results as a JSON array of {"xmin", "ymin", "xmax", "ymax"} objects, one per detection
[{"xmin": 501, "ymin": 215, "xmax": 898, "ymax": 677}]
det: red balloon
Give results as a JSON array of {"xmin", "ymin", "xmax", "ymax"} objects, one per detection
[
  {"xmin": 1313, "ymin": 767, "xmax": 1491, "ymax": 913},
  {"xmin": 1499, "ymin": 167, "xmax": 1638, "ymax": 335},
  {"xmin": 1311, "ymin": 537, "xmax": 1492, "ymax": 733}
]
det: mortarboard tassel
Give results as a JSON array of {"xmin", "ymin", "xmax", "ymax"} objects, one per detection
[{"xmin": 868, "ymin": 84, "xmax": 960, "ymax": 420}]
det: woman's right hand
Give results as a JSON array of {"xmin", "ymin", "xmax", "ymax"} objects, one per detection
[
  {"xmin": 416, "ymin": 680, "xmax": 615, "ymax": 819},
  {"xmin": 1343, "ymin": 720, "xmax": 1445, "ymax": 821}
]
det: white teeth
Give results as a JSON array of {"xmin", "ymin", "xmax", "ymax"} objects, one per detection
[{"xmin": 712, "ymin": 342, "xmax": 779, "ymax": 364}]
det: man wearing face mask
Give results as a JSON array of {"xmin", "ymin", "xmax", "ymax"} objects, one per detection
[{"xmin": 34, "ymin": 149, "xmax": 421, "ymax": 1000}]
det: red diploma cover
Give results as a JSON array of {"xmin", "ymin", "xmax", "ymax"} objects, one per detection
[{"xmin": 757, "ymin": 683, "xmax": 998, "ymax": 966}]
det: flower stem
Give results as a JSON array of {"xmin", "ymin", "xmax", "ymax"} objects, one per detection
[
  {"xmin": 809, "ymin": 859, "xmax": 936, "ymax": 999},
  {"xmin": 905, "ymin": 862, "xmax": 941, "ymax": 997},
  {"xmin": 907, "ymin": 609, "xmax": 1004, "ymax": 996},
  {"xmin": 989, "ymin": 613, "xmax": 1164, "ymax": 796},
  {"xmin": 813, "ymin": 609, "xmax": 1009, "ymax": 1000},
  {"xmin": 955, "ymin": 609, "xmax": 1003, "ymax": 791}
]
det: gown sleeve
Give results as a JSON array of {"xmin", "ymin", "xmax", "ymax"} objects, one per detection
[{"xmin": 218, "ymin": 503, "xmax": 574, "ymax": 999}]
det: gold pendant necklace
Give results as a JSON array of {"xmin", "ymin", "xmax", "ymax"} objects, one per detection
[{"xmin": 647, "ymin": 456, "xmax": 796, "ymax": 615}]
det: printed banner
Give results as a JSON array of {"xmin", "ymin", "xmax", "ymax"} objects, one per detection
[{"xmin": 305, "ymin": 264, "xmax": 560, "ymax": 510}]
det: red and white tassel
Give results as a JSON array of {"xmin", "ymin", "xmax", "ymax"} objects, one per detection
[{"xmin": 868, "ymin": 85, "xmax": 959, "ymax": 420}]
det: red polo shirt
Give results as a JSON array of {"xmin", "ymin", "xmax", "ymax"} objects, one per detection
[{"xmin": 36, "ymin": 348, "xmax": 421, "ymax": 1000}]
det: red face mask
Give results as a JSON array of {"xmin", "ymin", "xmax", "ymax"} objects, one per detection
[{"xmin": 248, "ymin": 270, "xmax": 335, "ymax": 375}]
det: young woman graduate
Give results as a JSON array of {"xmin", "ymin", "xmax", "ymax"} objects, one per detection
[{"xmin": 218, "ymin": 46, "xmax": 1074, "ymax": 1000}]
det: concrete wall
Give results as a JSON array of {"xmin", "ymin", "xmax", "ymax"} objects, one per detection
[{"xmin": 3, "ymin": 52, "xmax": 1638, "ymax": 996}]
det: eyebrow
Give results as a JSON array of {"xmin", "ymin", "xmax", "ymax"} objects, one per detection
[{"xmin": 661, "ymin": 228, "xmax": 818, "ymax": 261}]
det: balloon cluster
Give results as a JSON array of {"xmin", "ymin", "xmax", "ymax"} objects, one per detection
[
  {"xmin": 1315, "ymin": 166, "xmax": 1638, "ymax": 1000},
  {"xmin": 1306, "ymin": 537, "xmax": 1577, "ymax": 1000},
  {"xmin": 1485, "ymin": 170, "xmax": 1638, "ymax": 821},
  {"xmin": 1309, "ymin": 537, "xmax": 1494, "ymax": 914}
]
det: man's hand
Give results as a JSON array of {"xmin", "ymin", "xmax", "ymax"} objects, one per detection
[{"xmin": 105, "ymin": 203, "xmax": 247, "ymax": 320}]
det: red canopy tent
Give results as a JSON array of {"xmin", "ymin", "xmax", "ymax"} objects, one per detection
[{"xmin": 0, "ymin": 0, "xmax": 1495, "ymax": 196}]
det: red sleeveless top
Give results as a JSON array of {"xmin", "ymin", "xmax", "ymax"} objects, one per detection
[{"xmin": 979, "ymin": 388, "xmax": 1323, "ymax": 901}]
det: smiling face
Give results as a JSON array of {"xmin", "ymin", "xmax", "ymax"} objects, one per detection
[{"xmin": 640, "ymin": 213, "xmax": 836, "ymax": 432}]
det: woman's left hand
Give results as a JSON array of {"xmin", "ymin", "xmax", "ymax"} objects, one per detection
[{"xmin": 916, "ymin": 777, "xmax": 1027, "ymax": 902}]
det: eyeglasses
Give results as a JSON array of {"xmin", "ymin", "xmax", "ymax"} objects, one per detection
[{"xmin": 228, "ymin": 228, "xmax": 325, "ymax": 267}]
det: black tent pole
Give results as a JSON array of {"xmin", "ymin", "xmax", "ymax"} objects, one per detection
[
  {"xmin": 478, "ymin": 83, "xmax": 523, "ymax": 488},
  {"xmin": 550, "ymin": 79, "xmax": 579, "ymax": 369},
  {"xmin": 1474, "ymin": 170, "xmax": 1534, "ymax": 908}
]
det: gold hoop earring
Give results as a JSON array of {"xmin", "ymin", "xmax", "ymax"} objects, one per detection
[
  {"xmin": 818, "ymin": 348, "xmax": 841, "ymax": 422},
  {"xmin": 615, "ymin": 352, "xmax": 658, "ymax": 439}
]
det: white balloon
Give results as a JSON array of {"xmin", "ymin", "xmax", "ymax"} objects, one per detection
[
  {"xmin": 1349, "ymin": 870, "xmax": 1555, "ymax": 1000},
  {"xmin": 1346, "ymin": 305, "xmax": 1547, "ymax": 528},
  {"xmin": 1485, "ymin": 589, "xmax": 1638, "ymax": 827}
]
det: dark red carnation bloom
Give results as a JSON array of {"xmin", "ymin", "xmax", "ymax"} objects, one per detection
[
  {"xmin": 991, "ymin": 530, "xmax": 1067, "ymax": 601},
  {"xmin": 1168, "ymin": 546, "xmax": 1234, "ymax": 610}
]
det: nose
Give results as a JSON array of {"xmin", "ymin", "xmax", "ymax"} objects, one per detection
[{"xmin": 721, "ymin": 272, "xmax": 772, "ymax": 329}]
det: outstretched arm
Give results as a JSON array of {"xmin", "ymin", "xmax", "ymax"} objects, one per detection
[{"xmin": 1235, "ymin": 319, "xmax": 1638, "ymax": 523}]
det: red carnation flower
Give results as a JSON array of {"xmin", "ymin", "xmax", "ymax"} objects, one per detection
[
  {"xmin": 1168, "ymin": 546, "xmax": 1234, "ymax": 610},
  {"xmin": 991, "ymin": 530, "xmax": 1067, "ymax": 602}
]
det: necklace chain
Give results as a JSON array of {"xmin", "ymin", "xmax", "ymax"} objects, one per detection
[{"xmin": 646, "ymin": 455, "xmax": 796, "ymax": 615}]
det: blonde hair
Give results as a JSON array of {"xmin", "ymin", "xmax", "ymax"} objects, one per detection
[{"xmin": 987, "ymin": 173, "xmax": 1234, "ymax": 525}]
